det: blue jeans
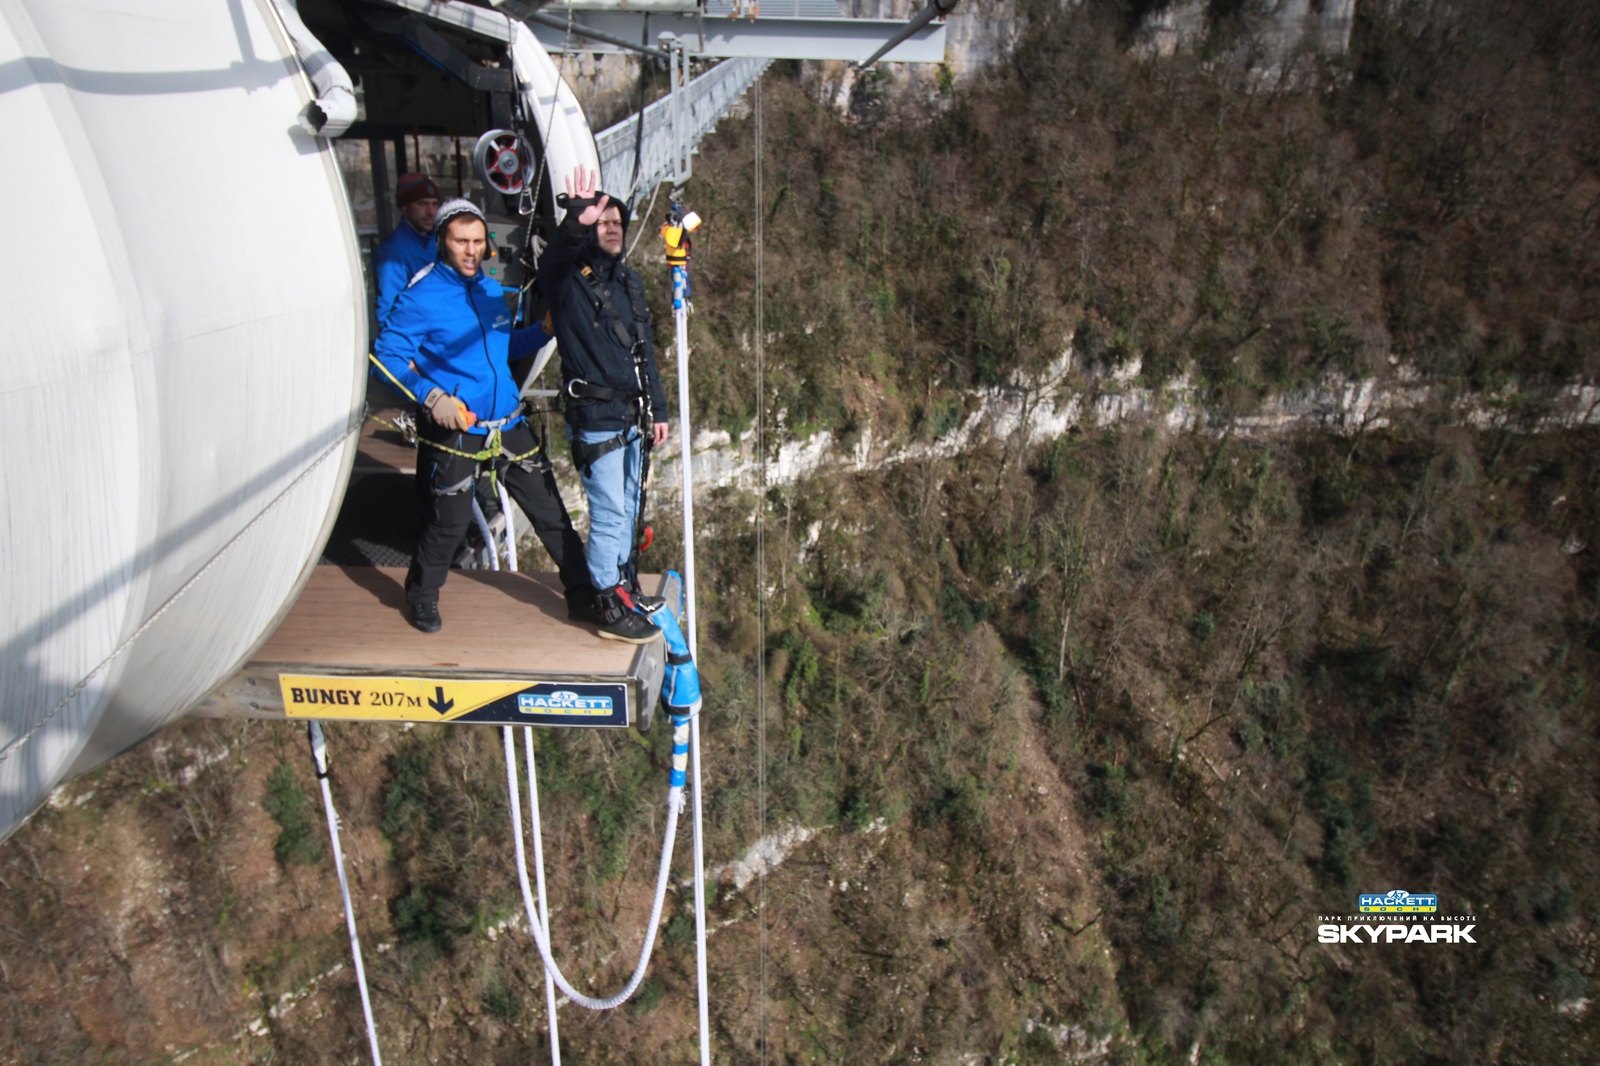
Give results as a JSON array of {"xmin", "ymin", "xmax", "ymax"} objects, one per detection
[{"xmin": 571, "ymin": 426, "xmax": 642, "ymax": 590}]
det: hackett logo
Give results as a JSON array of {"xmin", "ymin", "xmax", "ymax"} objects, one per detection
[{"xmin": 1359, "ymin": 888, "xmax": 1438, "ymax": 913}]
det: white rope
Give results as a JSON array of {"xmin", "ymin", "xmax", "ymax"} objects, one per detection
[
  {"xmin": 502, "ymin": 726, "xmax": 684, "ymax": 1010},
  {"xmin": 495, "ymin": 479, "xmax": 519, "ymax": 572},
  {"xmin": 470, "ymin": 495, "xmax": 501, "ymax": 571},
  {"xmin": 308, "ymin": 722, "xmax": 383, "ymax": 1066},
  {"xmin": 753, "ymin": 70, "xmax": 769, "ymax": 1066},
  {"xmin": 623, "ymin": 181, "xmax": 663, "ymax": 262},
  {"xmin": 522, "ymin": 727, "xmax": 560, "ymax": 1065},
  {"xmin": 0, "ymin": 422, "xmax": 359, "ymax": 767},
  {"xmin": 520, "ymin": 7, "xmax": 574, "ymax": 219}
]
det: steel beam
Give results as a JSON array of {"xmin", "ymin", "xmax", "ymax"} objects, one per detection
[{"xmin": 529, "ymin": 12, "xmax": 946, "ymax": 62}]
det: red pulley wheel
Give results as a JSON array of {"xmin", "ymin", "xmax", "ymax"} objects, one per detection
[{"xmin": 471, "ymin": 130, "xmax": 533, "ymax": 195}]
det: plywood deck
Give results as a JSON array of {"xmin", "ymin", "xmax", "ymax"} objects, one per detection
[
  {"xmin": 255, "ymin": 565, "xmax": 636, "ymax": 674},
  {"xmin": 193, "ymin": 566, "xmax": 676, "ymax": 727},
  {"xmin": 354, "ymin": 410, "xmax": 417, "ymax": 475}
]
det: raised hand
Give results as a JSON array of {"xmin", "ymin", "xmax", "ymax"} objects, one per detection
[{"xmin": 563, "ymin": 165, "xmax": 610, "ymax": 226}]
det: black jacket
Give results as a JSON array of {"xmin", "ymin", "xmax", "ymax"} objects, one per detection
[{"xmin": 537, "ymin": 217, "xmax": 669, "ymax": 432}]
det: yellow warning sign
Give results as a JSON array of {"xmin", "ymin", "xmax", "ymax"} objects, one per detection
[{"xmin": 279, "ymin": 675, "xmax": 531, "ymax": 723}]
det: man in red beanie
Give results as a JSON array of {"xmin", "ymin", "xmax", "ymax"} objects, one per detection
[{"xmin": 374, "ymin": 172, "xmax": 441, "ymax": 325}]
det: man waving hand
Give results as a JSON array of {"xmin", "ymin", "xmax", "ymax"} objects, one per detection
[{"xmin": 538, "ymin": 167, "xmax": 669, "ymax": 645}]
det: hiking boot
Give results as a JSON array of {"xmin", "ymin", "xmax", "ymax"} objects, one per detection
[
  {"xmin": 594, "ymin": 586, "xmax": 661, "ymax": 645},
  {"xmin": 566, "ymin": 585, "xmax": 602, "ymax": 624},
  {"xmin": 411, "ymin": 601, "xmax": 442, "ymax": 634}
]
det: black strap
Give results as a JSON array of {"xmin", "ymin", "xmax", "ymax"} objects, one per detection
[
  {"xmin": 566, "ymin": 379, "xmax": 639, "ymax": 405},
  {"xmin": 579, "ymin": 265, "xmax": 637, "ymax": 350},
  {"xmin": 569, "ymin": 432, "xmax": 628, "ymax": 478}
]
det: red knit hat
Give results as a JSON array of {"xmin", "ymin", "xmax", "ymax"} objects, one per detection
[{"xmin": 396, "ymin": 173, "xmax": 440, "ymax": 207}]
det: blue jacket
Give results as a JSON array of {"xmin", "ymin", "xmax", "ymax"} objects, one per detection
[
  {"xmin": 372, "ymin": 260, "xmax": 550, "ymax": 428},
  {"xmin": 373, "ymin": 222, "xmax": 435, "ymax": 326}
]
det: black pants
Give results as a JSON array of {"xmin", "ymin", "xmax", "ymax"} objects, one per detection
[{"xmin": 405, "ymin": 420, "xmax": 589, "ymax": 606}]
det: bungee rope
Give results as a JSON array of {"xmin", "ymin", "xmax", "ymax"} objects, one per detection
[
  {"xmin": 520, "ymin": 726, "xmax": 561, "ymax": 1063},
  {"xmin": 306, "ymin": 722, "xmax": 383, "ymax": 1065},
  {"xmin": 470, "ymin": 495, "xmax": 501, "ymax": 571},
  {"xmin": 503, "ymin": 593, "xmax": 703, "ymax": 1011},
  {"xmin": 502, "ymin": 719, "xmax": 686, "ymax": 1010}
]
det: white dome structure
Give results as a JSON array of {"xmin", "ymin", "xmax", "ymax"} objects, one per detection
[{"xmin": 0, "ymin": 0, "xmax": 367, "ymax": 833}]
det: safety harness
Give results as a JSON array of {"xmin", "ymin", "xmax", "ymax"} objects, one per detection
[
  {"xmin": 367, "ymin": 354, "xmax": 549, "ymax": 498},
  {"xmin": 565, "ymin": 262, "xmax": 658, "ymax": 587}
]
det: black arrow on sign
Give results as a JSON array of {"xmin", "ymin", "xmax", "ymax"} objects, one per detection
[{"xmin": 428, "ymin": 686, "xmax": 455, "ymax": 715}]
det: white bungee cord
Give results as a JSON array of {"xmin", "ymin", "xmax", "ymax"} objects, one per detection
[
  {"xmin": 307, "ymin": 722, "xmax": 383, "ymax": 1065},
  {"xmin": 523, "ymin": 727, "xmax": 561, "ymax": 1064},
  {"xmin": 470, "ymin": 495, "xmax": 501, "ymax": 571},
  {"xmin": 501, "ymin": 722, "xmax": 689, "ymax": 1011},
  {"xmin": 496, "ymin": 480, "xmax": 519, "ymax": 571}
]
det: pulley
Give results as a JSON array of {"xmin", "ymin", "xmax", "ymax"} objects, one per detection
[{"xmin": 473, "ymin": 129, "xmax": 535, "ymax": 195}]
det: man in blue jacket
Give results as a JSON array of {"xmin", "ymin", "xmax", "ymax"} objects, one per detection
[
  {"xmin": 538, "ymin": 167, "xmax": 669, "ymax": 645},
  {"xmin": 373, "ymin": 198, "xmax": 597, "ymax": 636},
  {"xmin": 373, "ymin": 173, "xmax": 440, "ymax": 326}
]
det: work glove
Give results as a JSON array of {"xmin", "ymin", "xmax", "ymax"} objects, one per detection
[{"xmin": 424, "ymin": 388, "xmax": 476, "ymax": 431}]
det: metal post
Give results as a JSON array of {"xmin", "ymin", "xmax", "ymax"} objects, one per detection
[
  {"xmin": 660, "ymin": 36, "xmax": 691, "ymax": 185},
  {"xmin": 370, "ymin": 138, "xmax": 393, "ymax": 238},
  {"xmin": 671, "ymin": 258, "xmax": 711, "ymax": 1066}
]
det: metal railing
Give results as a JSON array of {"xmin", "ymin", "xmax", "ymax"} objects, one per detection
[{"xmin": 596, "ymin": 55, "xmax": 771, "ymax": 204}]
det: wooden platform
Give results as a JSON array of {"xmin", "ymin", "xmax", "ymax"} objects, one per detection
[
  {"xmin": 192, "ymin": 566, "xmax": 676, "ymax": 731},
  {"xmin": 354, "ymin": 409, "xmax": 418, "ymax": 475}
]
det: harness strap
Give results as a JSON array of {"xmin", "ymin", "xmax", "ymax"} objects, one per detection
[
  {"xmin": 566, "ymin": 378, "xmax": 641, "ymax": 405},
  {"xmin": 570, "ymin": 432, "xmax": 628, "ymax": 478},
  {"xmin": 579, "ymin": 264, "xmax": 639, "ymax": 350},
  {"xmin": 365, "ymin": 414, "xmax": 544, "ymax": 466}
]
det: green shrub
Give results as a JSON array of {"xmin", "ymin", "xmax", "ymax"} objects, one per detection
[
  {"xmin": 262, "ymin": 764, "xmax": 320, "ymax": 866},
  {"xmin": 481, "ymin": 973, "xmax": 521, "ymax": 1023}
]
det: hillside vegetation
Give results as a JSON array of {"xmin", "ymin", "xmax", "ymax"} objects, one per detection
[{"xmin": 1, "ymin": 2, "xmax": 1597, "ymax": 1064}]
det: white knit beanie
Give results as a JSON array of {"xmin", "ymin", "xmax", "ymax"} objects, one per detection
[{"xmin": 434, "ymin": 198, "xmax": 486, "ymax": 234}]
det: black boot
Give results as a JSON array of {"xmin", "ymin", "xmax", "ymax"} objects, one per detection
[
  {"xmin": 594, "ymin": 586, "xmax": 661, "ymax": 645},
  {"xmin": 566, "ymin": 585, "xmax": 602, "ymax": 624},
  {"xmin": 411, "ymin": 600, "xmax": 442, "ymax": 634}
]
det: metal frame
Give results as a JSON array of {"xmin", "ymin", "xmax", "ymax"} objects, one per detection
[{"xmin": 527, "ymin": 10, "xmax": 946, "ymax": 62}]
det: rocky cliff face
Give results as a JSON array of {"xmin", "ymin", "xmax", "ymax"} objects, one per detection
[{"xmin": 1132, "ymin": 0, "xmax": 1355, "ymax": 68}]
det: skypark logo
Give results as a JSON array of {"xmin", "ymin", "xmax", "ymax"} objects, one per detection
[
  {"xmin": 1360, "ymin": 888, "xmax": 1438, "ymax": 913},
  {"xmin": 1316, "ymin": 888, "xmax": 1477, "ymax": 945},
  {"xmin": 1318, "ymin": 922, "xmax": 1475, "ymax": 944}
]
